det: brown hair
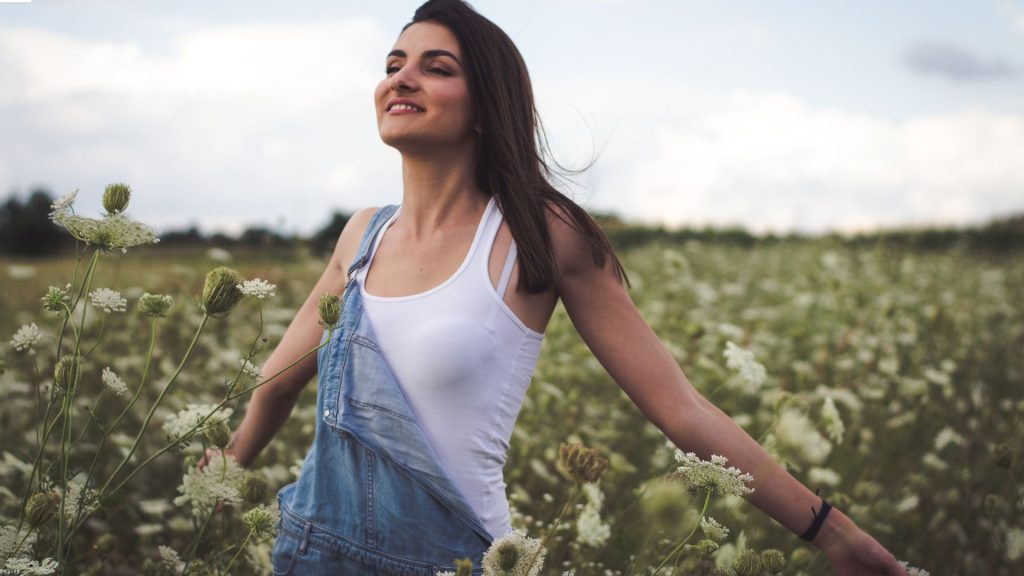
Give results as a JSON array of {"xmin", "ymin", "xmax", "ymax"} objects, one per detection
[{"xmin": 406, "ymin": 0, "xmax": 629, "ymax": 293}]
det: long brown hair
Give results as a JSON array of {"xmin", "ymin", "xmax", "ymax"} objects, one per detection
[{"xmin": 406, "ymin": 0, "xmax": 629, "ymax": 293}]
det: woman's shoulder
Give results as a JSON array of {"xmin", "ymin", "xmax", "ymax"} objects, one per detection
[{"xmin": 333, "ymin": 206, "xmax": 380, "ymax": 271}]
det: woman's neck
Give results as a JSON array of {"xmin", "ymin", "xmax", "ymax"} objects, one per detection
[{"xmin": 397, "ymin": 150, "xmax": 488, "ymax": 239}]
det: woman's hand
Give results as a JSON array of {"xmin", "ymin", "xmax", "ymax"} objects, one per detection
[{"xmin": 820, "ymin": 525, "xmax": 909, "ymax": 576}]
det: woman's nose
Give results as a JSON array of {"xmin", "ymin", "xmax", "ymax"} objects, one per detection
[{"xmin": 390, "ymin": 67, "xmax": 418, "ymax": 93}]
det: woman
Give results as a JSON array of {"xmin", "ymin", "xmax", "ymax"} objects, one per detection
[{"xmin": 205, "ymin": 0, "xmax": 909, "ymax": 573}]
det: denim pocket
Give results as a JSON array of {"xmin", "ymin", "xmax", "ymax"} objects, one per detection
[{"xmin": 271, "ymin": 530, "xmax": 300, "ymax": 576}]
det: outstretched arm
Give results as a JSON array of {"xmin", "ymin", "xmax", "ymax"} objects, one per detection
[{"xmin": 550, "ymin": 213, "xmax": 907, "ymax": 575}]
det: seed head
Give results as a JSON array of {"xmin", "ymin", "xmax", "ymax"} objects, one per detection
[
  {"xmin": 102, "ymin": 182, "xmax": 131, "ymax": 214},
  {"xmin": 242, "ymin": 474, "xmax": 269, "ymax": 504},
  {"xmin": 241, "ymin": 505, "xmax": 276, "ymax": 537},
  {"xmin": 26, "ymin": 492, "xmax": 60, "ymax": 528},
  {"xmin": 318, "ymin": 294, "xmax": 341, "ymax": 328},
  {"xmin": 556, "ymin": 442, "xmax": 609, "ymax": 484},
  {"xmin": 138, "ymin": 293, "xmax": 174, "ymax": 318},
  {"xmin": 760, "ymin": 549, "xmax": 786, "ymax": 574},
  {"xmin": 203, "ymin": 420, "xmax": 232, "ymax": 449},
  {"xmin": 201, "ymin": 267, "xmax": 243, "ymax": 318},
  {"xmin": 54, "ymin": 354, "xmax": 81, "ymax": 391},
  {"xmin": 734, "ymin": 550, "xmax": 762, "ymax": 576}
]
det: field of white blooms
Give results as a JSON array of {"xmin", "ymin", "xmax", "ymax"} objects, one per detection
[{"xmin": 0, "ymin": 192, "xmax": 1020, "ymax": 575}]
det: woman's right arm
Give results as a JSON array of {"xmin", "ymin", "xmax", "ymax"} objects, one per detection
[{"xmin": 205, "ymin": 207, "xmax": 377, "ymax": 469}]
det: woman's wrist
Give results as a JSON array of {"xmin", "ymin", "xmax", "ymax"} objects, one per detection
[{"xmin": 808, "ymin": 506, "xmax": 859, "ymax": 553}]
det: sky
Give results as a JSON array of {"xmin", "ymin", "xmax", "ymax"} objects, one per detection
[{"xmin": 1, "ymin": 0, "xmax": 1023, "ymax": 237}]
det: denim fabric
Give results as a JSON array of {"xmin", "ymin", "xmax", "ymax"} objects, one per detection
[{"xmin": 272, "ymin": 205, "xmax": 495, "ymax": 575}]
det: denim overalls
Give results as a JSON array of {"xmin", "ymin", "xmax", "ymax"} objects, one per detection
[{"xmin": 271, "ymin": 206, "xmax": 495, "ymax": 575}]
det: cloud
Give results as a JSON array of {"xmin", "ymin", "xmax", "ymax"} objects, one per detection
[
  {"xmin": 996, "ymin": 0, "xmax": 1024, "ymax": 34},
  {"xmin": 902, "ymin": 40, "xmax": 1017, "ymax": 81}
]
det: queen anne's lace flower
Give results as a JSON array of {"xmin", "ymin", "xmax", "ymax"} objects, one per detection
[
  {"xmin": 53, "ymin": 211, "xmax": 160, "ymax": 254},
  {"xmin": 820, "ymin": 397, "xmax": 845, "ymax": 443},
  {"xmin": 158, "ymin": 545, "xmax": 185, "ymax": 574},
  {"xmin": 482, "ymin": 528, "xmax": 545, "ymax": 576},
  {"xmin": 101, "ymin": 367, "xmax": 128, "ymax": 397},
  {"xmin": 723, "ymin": 341, "xmax": 767, "ymax": 392},
  {"xmin": 10, "ymin": 323, "xmax": 42, "ymax": 352},
  {"xmin": 898, "ymin": 560, "xmax": 931, "ymax": 576},
  {"xmin": 89, "ymin": 288, "xmax": 127, "ymax": 313},
  {"xmin": 237, "ymin": 278, "xmax": 276, "ymax": 299},
  {"xmin": 2, "ymin": 556, "xmax": 59, "ymax": 575},
  {"xmin": 163, "ymin": 404, "xmax": 234, "ymax": 441},
  {"xmin": 174, "ymin": 452, "xmax": 245, "ymax": 517},
  {"xmin": 240, "ymin": 358, "xmax": 262, "ymax": 379},
  {"xmin": 700, "ymin": 516, "xmax": 729, "ymax": 542},
  {"xmin": 0, "ymin": 524, "xmax": 38, "ymax": 558},
  {"xmin": 668, "ymin": 451, "xmax": 754, "ymax": 497},
  {"xmin": 50, "ymin": 189, "xmax": 78, "ymax": 215},
  {"xmin": 775, "ymin": 407, "xmax": 832, "ymax": 465},
  {"xmin": 576, "ymin": 484, "xmax": 610, "ymax": 547}
]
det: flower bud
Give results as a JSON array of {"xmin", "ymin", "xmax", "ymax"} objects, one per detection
[
  {"xmin": 734, "ymin": 550, "xmax": 762, "ymax": 576},
  {"xmin": 556, "ymin": 442, "xmax": 609, "ymax": 484},
  {"xmin": 102, "ymin": 182, "xmax": 131, "ymax": 214},
  {"xmin": 760, "ymin": 549, "xmax": 786, "ymax": 574},
  {"xmin": 26, "ymin": 492, "xmax": 59, "ymax": 528},
  {"xmin": 41, "ymin": 285, "xmax": 72, "ymax": 315},
  {"xmin": 453, "ymin": 558, "xmax": 473, "ymax": 576},
  {"xmin": 318, "ymin": 294, "xmax": 341, "ymax": 329},
  {"xmin": 200, "ymin": 267, "xmax": 243, "ymax": 318},
  {"xmin": 241, "ymin": 506, "xmax": 275, "ymax": 536},
  {"xmin": 203, "ymin": 420, "xmax": 231, "ymax": 449},
  {"xmin": 138, "ymin": 293, "xmax": 174, "ymax": 318},
  {"xmin": 54, "ymin": 354, "xmax": 81, "ymax": 392},
  {"xmin": 242, "ymin": 474, "xmax": 269, "ymax": 504}
]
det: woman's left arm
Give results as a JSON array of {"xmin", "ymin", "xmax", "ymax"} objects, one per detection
[{"xmin": 550, "ymin": 215, "xmax": 908, "ymax": 575}]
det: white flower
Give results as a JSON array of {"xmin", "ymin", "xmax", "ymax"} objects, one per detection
[
  {"xmin": 101, "ymin": 367, "xmax": 128, "ymax": 397},
  {"xmin": 808, "ymin": 467, "xmax": 841, "ymax": 487},
  {"xmin": 237, "ymin": 278, "xmax": 276, "ymax": 299},
  {"xmin": 0, "ymin": 524, "xmax": 38, "ymax": 559},
  {"xmin": 723, "ymin": 341, "xmax": 767, "ymax": 392},
  {"xmin": 775, "ymin": 407, "xmax": 832, "ymax": 465},
  {"xmin": 89, "ymin": 288, "xmax": 127, "ymax": 313},
  {"xmin": 820, "ymin": 397, "xmax": 845, "ymax": 443},
  {"xmin": 53, "ymin": 211, "xmax": 159, "ymax": 254},
  {"xmin": 163, "ymin": 403, "xmax": 234, "ymax": 441},
  {"xmin": 700, "ymin": 516, "xmax": 729, "ymax": 542},
  {"xmin": 61, "ymin": 477, "xmax": 99, "ymax": 522},
  {"xmin": 1006, "ymin": 527, "xmax": 1024, "ymax": 562},
  {"xmin": 240, "ymin": 358, "xmax": 262, "ymax": 379},
  {"xmin": 481, "ymin": 528, "xmax": 545, "ymax": 576},
  {"xmin": 174, "ymin": 452, "xmax": 245, "ymax": 517},
  {"xmin": 897, "ymin": 560, "xmax": 931, "ymax": 576},
  {"xmin": 2, "ymin": 556, "xmax": 59, "ymax": 575},
  {"xmin": 158, "ymin": 545, "xmax": 185, "ymax": 575},
  {"xmin": 50, "ymin": 189, "xmax": 78, "ymax": 215},
  {"xmin": 669, "ymin": 451, "xmax": 754, "ymax": 497},
  {"xmin": 10, "ymin": 323, "xmax": 42, "ymax": 353},
  {"xmin": 575, "ymin": 484, "xmax": 610, "ymax": 547}
]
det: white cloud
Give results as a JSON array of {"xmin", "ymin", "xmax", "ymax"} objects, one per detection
[{"xmin": 997, "ymin": 0, "xmax": 1024, "ymax": 33}]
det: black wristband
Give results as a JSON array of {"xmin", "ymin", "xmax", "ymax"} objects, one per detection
[{"xmin": 799, "ymin": 497, "xmax": 832, "ymax": 542}]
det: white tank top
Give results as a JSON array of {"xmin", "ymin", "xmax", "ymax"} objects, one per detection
[{"xmin": 355, "ymin": 196, "xmax": 544, "ymax": 539}]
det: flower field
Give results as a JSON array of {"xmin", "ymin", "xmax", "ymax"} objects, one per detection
[{"xmin": 0, "ymin": 191, "xmax": 1020, "ymax": 574}]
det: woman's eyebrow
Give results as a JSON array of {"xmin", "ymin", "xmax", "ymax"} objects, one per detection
[{"xmin": 386, "ymin": 49, "xmax": 462, "ymax": 67}]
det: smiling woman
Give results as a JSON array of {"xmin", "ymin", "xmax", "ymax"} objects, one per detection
[{"xmin": 209, "ymin": 0, "xmax": 911, "ymax": 574}]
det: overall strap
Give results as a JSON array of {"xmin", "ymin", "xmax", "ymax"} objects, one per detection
[{"xmin": 345, "ymin": 205, "xmax": 400, "ymax": 283}]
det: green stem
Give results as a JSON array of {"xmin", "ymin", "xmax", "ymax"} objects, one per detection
[
  {"xmin": 224, "ymin": 530, "xmax": 255, "ymax": 574},
  {"xmin": 523, "ymin": 482, "xmax": 581, "ymax": 575},
  {"xmin": 651, "ymin": 489, "xmax": 711, "ymax": 575}
]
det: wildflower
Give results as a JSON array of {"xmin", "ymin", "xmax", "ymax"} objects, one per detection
[
  {"xmin": 481, "ymin": 528, "xmax": 545, "ymax": 576},
  {"xmin": 575, "ymin": 484, "xmax": 610, "ymax": 547},
  {"xmin": 700, "ymin": 516, "xmax": 729, "ymax": 542},
  {"xmin": 242, "ymin": 474, "xmax": 269, "ymax": 504},
  {"xmin": 819, "ymin": 397, "xmax": 845, "ymax": 443},
  {"xmin": 158, "ymin": 545, "xmax": 185, "ymax": 574},
  {"xmin": 723, "ymin": 341, "xmax": 767, "ymax": 392},
  {"xmin": 174, "ymin": 452, "xmax": 245, "ymax": 517},
  {"xmin": 61, "ymin": 478, "xmax": 99, "ymax": 522},
  {"xmin": 201, "ymin": 267, "xmax": 244, "ymax": 318},
  {"xmin": 53, "ymin": 355, "xmax": 81, "ymax": 391},
  {"xmin": 668, "ymin": 451, "xmax": 754, "ymax": 497},
  {"xmin": 89, "ymin": 288, "xmax": 127, "ymax": 313},
  {"xmin": 204, "ymin": 420, "xmax": 232, "ymax": 449},
  {"xmin": 10, "ymin": 323, "xmax": 42, "ymax": 353},
  {"xmin": 2, "ymin": 556, "xmax": 59, "ymax": 575},
  {"xmin": 101, "ymin": 367, "xmax": 129, "ymax": 397},
  {"xmin": 556, "ymin": 442, "xmax": 609, "ymax": 484},
  {"xmin": 163, "ymin": 403, "xmax": 234, "ymax": 441},
  {"xmin": 760, "ymin": 549, "xmax": 786, "ymax": 574},
  {"xmin": 138, "ymin": 293, "xmax": 174, "ymax": 318},
  {"xmin": 102, "ymin": 182, "xmax": 131, "ymax": 215},
  {"xmin": 242, "ymin": 504, "xmax": 277, "ymax": 537},
  {"xmin": 734, "ymin": 549, "xmax": 762, "ymax": 576},
  {"xmin": 55, "ymin": 212, "xmax": 159, "ymax": 254},
  {"xmin": 237, "ymin": 278, "xmax": 276, "ymax": 299},
  {"xmin": 775, "ymin": 407, "xmax": 832, "ymax": 465},
  {"xmin": 898, "ymin": 560, "xmax": 931, "ymax": 576},
  {"xmin": 41, "ymin": 284, "xmax": 72, "ymax": 314},
  {"xmin": 0, "ymin": 525, "xmax": 38, "ymax": 559},
  {"xmin": 318, "ymin": 294, "xmax": 341, "ymax": 328},
  {"xmin": 692, "ymin": 539, "xmax": 718, "ymax": 554},
  {"xmin": 240, "ymin": 358, "xmax": 262, "ymax": 379},
  {"xmin": 808, "ymin": 467, "xmax": 841, "ymax": 487},
  {"xmin": 26, "ymin": 492, "xmax": 60, "ymax": 528},
  {"xmin": 50, "ymin": 189, "xmax": 78, "ymax": 216},
  {"xmin": 1006, "ymin": 528, "xmax": 1024, "ymax": 562}
]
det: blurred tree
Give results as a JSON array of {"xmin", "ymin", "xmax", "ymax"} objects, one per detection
[
  {"xmin": 0, "ymin": 189, "xmax": 73, "ymax": 256},
  {"xmin": 310, "ymin": 211, "xmax": 351, "ymax": 255}
]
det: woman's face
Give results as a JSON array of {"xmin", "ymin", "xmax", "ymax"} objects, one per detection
[{"xmin": 375, "ymin": 21, "xmax": 478, "ymax": 153}]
